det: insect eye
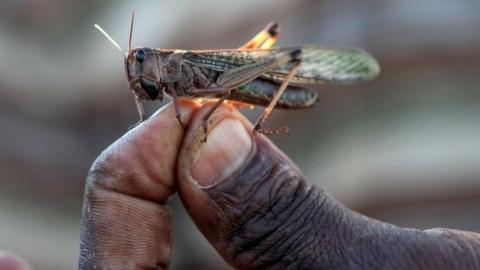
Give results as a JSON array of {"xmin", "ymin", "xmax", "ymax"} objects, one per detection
[{"xmin": 135, "ymin": 49, "xmax": 146, "ymax": 63}]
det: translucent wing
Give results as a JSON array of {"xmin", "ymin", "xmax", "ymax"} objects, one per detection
[{"xmin": 183, "ymin": 45, "xmax": 380, "ymax": 84}]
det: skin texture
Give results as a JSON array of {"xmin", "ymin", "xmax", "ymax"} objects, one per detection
[{"xmin": 79, "ymin": 100, "xmax": 480, "ymax": 270}]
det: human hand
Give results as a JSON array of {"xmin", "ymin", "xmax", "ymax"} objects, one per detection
[
  {"xmin": 0, "ymin": 251, "xmax": 32, "ymax": 270},
  {"xmin": 79, "ymin": 101, "xmax": 480, "ymax": 270}
]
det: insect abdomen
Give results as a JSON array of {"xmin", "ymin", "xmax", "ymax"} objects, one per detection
[{"xmin": 231, "ymin": 79, "xmax": 318, "ymax": 109}]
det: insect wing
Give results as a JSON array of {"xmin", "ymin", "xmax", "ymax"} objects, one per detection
[
  {"xmin": 183, "ymin": 46, "xmax": 380, "ymax": 85},
  {"xmin": 183, "ymin": 49, "xmax": 259, "ymax": 71},
  {"xmin": 269, "ymin": 46, "xmax": 380, "ymax": 84}
]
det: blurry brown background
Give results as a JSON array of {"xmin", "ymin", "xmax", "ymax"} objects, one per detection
[{"xmin": 1, "ymin": 0, "xmax": 479, "ymax": 269}]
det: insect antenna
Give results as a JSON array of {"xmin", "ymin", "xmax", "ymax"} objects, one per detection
[
  {"xmin": 94, "ymin": 24, "xmax": 127, "ymax": 59},
  {"xmin": 129, "ymin": 9, "xmax": 135, "ymax": 50}
]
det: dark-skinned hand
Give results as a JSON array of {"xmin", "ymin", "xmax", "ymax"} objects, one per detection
[{"xmin": 79, "ymin": 100, "xmax": 480, "ymax": 270}]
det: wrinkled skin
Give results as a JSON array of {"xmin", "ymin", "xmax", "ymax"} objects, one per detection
[{"xmin": 79, "ymin": 100, "xmax": 480, "ymax": 270}]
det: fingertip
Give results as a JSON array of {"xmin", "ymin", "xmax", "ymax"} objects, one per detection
[
  {"xmin": 0, "ymin": 251, "xmax": 32, "ymax": 270},
  {"xmin": 90, "ymin": 99, "xmax": 202, "ymax": 203},
  {"xmin": 177, "ymin": 102, "xmax": 254, "ymax": 189}
]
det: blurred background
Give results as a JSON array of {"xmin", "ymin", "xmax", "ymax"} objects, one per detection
[{"xmin": 0, "ymin": 0, "xmax": 479, "ymax": 269}]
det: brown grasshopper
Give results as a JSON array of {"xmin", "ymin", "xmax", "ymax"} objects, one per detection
[{"xmin": 95, "ymin": 12, "xmax": 379, "ymax": 140}]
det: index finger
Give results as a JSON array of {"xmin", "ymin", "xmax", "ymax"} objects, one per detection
[
  {"xmin": 79, "ymin": 100, "xmax": 200, "ymax": 269},
  {"xmin": 87, "ymin": 100, "xmax": 199, "ymax": 202}
]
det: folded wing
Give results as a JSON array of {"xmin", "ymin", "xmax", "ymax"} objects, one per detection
[{"xmin": 183, "ymin": 46, "xmax": 380, "ymax": 85}]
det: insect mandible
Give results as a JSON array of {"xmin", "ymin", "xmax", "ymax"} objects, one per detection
[{"xmin": 95, "ymin": 11, "xmax": 380, "ymax": 141}]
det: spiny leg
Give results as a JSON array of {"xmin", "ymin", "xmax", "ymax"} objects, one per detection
[
  {"xmin": 240, "ymin": 22, "xmax": 279, "ymax": 49},
  {"xmin": 253, "ymin": 54, "xmax": 303, "ymax": 135}
]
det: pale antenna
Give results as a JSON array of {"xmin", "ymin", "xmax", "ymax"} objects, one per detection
[
  {"xmin": 94, "ymin": 24, "xmax": 127, "ymax": 58},
  {"xmin": 129, "ymin": 9, "xmax": 135, "ymax": 50}
]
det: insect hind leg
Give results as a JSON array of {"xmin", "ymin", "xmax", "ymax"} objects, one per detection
[
  {"xmin": 253, "ymin": 49, "xmax": 303, "ymax": 135},
  {"xmin": 226, "ymin": 22, "xmax": 279, "ymax": 111},
  {"xmin": 216, "ymin": 49, "xmax": 296, "ymax": 88},
  {"xmin": 240, "ymin": 22, "xmax": 279, "ymax": 49}
]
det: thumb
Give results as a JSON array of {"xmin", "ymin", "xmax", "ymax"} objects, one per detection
[{"xmin": 177, "ymin": 103, "xmax": 327, "ymax": 269}]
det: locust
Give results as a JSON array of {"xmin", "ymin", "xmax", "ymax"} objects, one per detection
[{"xmin": 94, "ymin": 11, "xmax": 380, "ymax": 140}]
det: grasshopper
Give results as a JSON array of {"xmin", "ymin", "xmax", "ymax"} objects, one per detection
[{"xmin": 95, "ymin": 11, "xmax": 379, "ymax": 140}]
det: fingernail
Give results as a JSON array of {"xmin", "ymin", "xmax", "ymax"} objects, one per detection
[{"xmin": 191, "ymin": 119, "xmax": 252, "ymax": 187}]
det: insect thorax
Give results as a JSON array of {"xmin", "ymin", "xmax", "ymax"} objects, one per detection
[{"xmin": 156, "ymin": 50, "xmax": 184, "ymax": 83}]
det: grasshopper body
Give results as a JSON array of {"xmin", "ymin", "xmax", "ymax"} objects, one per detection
[
  {"xmin": 125, "ymin": 47, "xmax": 325, "ymax": 107},
  {"xmin": 96, "ymin": 17, "xmax": 380, "ymax": 138}
]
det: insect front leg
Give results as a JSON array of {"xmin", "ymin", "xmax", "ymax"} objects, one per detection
[
  {"xmin": 253, "ymin": 51, "xmax": 303, "ymax": 135},
  {"xmin": 135, "ymin": 97, "xmax": 147, "ymax": 121},
  {"xmin": 240, "ymin": 22, "xmax": 279, "ymax": 49},
  {"xmin": 127, "ymin": 97, "xmax": 147, "ymax": 130}
]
